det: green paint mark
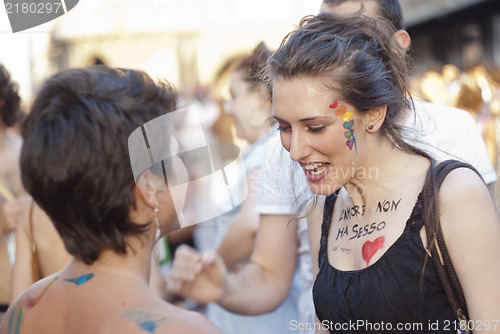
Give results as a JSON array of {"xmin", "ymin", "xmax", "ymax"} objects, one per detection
[
  {"xmin": 64, "ymin": 273, "xmax": 94, "ymax": 285},
  {"xmin": 14, "ymin": 307, "xmax": 24, "ymax": 334},
  {"xmin": 7, "ymin": 307, "xmax": 15, "ymax": 334}
]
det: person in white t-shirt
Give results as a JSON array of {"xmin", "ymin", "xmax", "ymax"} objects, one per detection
[{"xmin": 166, "ymin": 1, "xmax": 497, "ymax": 332}]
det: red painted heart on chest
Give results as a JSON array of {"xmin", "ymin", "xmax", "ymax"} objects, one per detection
[{"xmin": 362, "ymin": 236, "xmax": 385, "ymax": 266}]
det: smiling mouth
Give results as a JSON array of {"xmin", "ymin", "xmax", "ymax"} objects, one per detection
[{"xmin": 301, "ymin": 162, "xmax": 329, "ymax": 176}]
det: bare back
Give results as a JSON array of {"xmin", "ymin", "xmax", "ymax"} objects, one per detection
[{"xmin": 2, "ymin": 268, "xmax": 221, "ymax": 334}]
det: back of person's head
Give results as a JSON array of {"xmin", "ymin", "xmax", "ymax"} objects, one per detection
[
  {"xmin": 234, "ymin": 42, "xmax": 272, "ymax": 91},
  {"xmin": 0, "ymin": 63, "xmax": 21, "ymax": 128},
  {"xmin": 267, "ymin": 12, "xmax": 412, "ymax": 148},
  {"xmin": 20, "ymin": 66, "xmax": 177, "ymax": 264},
  {"xmin": 322, "ymin": 0, "xmax": 404, "ymax": 30}
]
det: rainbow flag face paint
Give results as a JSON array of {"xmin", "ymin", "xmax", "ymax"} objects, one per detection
[{"xmin": 330, "ymin": 100, "xmax": 357, "ymax": 152}]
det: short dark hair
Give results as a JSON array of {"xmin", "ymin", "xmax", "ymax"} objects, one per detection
[
  {"xmin": 267, "ymin": 12, "xmax": 422, "ymax": 157},
  {"xmin": 235, "ymin": 42, "xmax": 273, "ymax": 90},
  {"xmin": 20, "ymin": 66, "xmax": 177, "ymax": 264},
  {"xmin": 0, "ymin": 63, "xmax": 21, "ymax": 127},
  {"xmin": 322, "ymin": 0, "xmax": 405, "ymax": 30}
]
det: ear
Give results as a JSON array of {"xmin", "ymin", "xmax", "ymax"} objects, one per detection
[
  {"xmin": 394, "ymin": 30, "xmax": 411, "ymax": 50},
  {"xmin": 135, "ymin": 186, "xmax": 157, "ymax": 210},
  {"xmin": 135, "ymin": 171, "xmax": 159, "ymax": 209},
  {"xmin": 365, "ymin": 105, "xmax": 387, "ymax": 132}
]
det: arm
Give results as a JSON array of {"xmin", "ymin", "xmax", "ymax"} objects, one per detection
[
  {"xmin": 10, "ymin": 201, "xmax": 35, "ymax": 302},
  {"xmin": 218, "ymin": 213, "xmax": 299, "ymax": 314},
  {"xmin": 166, "ymin": 213, "xmax": 299, "ymax": 315},
  {"xmin": 0, "ymin": 195, "xmax": 30, "ymax": 240},
  {"xmin": 486, "ymin": 182, "xmax": 496, "ymax": 206},
  {"xmin": 440, "ymin": 168, "xmax": 500, "ymax": 333},
  {"xmin": 217, "ymin": 168, "xmax": 260, "ymax": 268}
]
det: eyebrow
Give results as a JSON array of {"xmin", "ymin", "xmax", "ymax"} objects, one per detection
[{"xmin": 273, "ymin": 115, "xmax": 331, "ymax": 122}]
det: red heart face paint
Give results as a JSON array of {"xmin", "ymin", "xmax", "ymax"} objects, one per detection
[
  {"xmin": 362, "ymin": 236, "xmax": 385, "ymax": 266},
  {"xmin": 329, "ymin": 100, "xmax": 339, "ymax": 109}
]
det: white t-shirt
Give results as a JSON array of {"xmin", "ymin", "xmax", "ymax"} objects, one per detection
[
  {"xmin": 206, "ymin": 129, "xmax": 301, "ymax": 334},
  {"xmin": 255, "ymin": 100, "xmax": 497, "ymax": 332}
]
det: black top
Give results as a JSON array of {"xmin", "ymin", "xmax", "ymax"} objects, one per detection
[{"xmin": 312, "ymin": 161, "xmax": 467, "ymax": 333}]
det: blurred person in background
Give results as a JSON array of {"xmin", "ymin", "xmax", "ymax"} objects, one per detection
[
  {"xmin": 0, "ymin": 63, "xmax": 30, "ymax": 324},
  {"xmin": 9, "ymin": 201, "xmax": 72, "ymax": 302},
  {"xmin": 0, "ymin": 66, "xmax": 221, "ymax": 334}
]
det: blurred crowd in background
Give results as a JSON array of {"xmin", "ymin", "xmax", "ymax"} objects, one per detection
[{"xmin": 412, "ymin": 63, "xmax": 500, "ymax": 201}]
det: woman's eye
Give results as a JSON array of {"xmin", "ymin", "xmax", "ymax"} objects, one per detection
[
  {"xmin": 277, "ymin": 124, "xmax": 291, "ymax": 132},
  {"xmin": 308, "ymin": 126, "xmax": 325, "ymax": 133}
]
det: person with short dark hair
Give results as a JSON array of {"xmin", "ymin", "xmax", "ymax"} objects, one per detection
[{"xmin": 0, "ymin": 66, "xmax": 221, "ymax": 334}]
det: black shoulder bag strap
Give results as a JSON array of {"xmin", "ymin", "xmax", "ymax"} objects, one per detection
[{"xmin": 424, "ymin": 159, "xmax": 483, "ymax": 333}]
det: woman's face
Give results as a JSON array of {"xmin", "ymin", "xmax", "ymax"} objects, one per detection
[
  {"xmin": 225, "ymin": 70, "xmax": 268, "ymax": 143},
  {"xmin": 273, "ymin": 77, "xmax": 365, "ymax": 195}
]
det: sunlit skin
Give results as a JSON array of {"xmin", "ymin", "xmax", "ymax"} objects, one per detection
[
  {"xmin": 272, "ymin": 77, "xmax": 372, "ymax": 196},
  {"xmin": 225, "ymin": 70, "xmax": 269, "ymax": 144},
  {"xmin": 319, "ymin": 0, "xmax": 380, "ymax": 18}
]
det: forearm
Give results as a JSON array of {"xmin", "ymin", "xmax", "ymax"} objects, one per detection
[
  {"xmin": 217, "ymin": 213, "xmax": 258, "ymax": 268},
  {"xmin": 218, "ymin": 261, "xmax": 292, "ymax": 315},
  {"xmin": 218, "ymin": 213, "xmax": 300, "ymax": 314}
]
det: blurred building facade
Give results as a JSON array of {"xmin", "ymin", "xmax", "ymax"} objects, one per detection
[
  {"xmin": 46, "ymin": 0, "xmax": 323, "ymax": 92},
  {"xmin": 400, "ymin": 0, "xmax": 500, "ymax": 72}
]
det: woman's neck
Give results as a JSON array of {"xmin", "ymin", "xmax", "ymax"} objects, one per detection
[
  {"xmin": 66, "ymin": 236, "xmax": 155, "ymax": 284},
  {"xmin": 345, "ymin": 134, "xmax": 430, "ymax": 209}
]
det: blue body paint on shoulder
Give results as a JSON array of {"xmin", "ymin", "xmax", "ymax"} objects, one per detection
[
  {"xmin": 122, "ymin": 311, "xmax": 167, "ymax": 333},
  {"xmin": 64, "ymin": 273, "xmax": 94, "ymax": 285},
  {"xmin": 138, "ymin": 320, "xmax": 157, "ymax": 333}
]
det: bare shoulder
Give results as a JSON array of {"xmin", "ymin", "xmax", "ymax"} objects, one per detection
[
  {"xmin": 439, "ymin": 167, "xmax": 492, "ymax": 210},
  {"xmin": 439, "ymin": 166, "xmax": 498, "ymax": 231}
]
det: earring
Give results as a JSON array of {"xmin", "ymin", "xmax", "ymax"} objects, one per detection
[
  {"xmin": 154, "ymin": 205, "xmax": 161, "ymax": 242},
  {"xmin": 367, "ymin": 125, "xmax": 375, "ymax": 131}
]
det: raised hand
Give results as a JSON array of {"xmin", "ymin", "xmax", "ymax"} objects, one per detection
[{"xmin": 166, "ymin": 244, "xmax": 227, "ymax": 304}]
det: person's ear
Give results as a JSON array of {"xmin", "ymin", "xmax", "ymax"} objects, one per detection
[
  {"xmin": 135, "ymin": 171, "xmax": 159, "ymax": 209},
  {"xmin": 365, "ymin": 105, "xmax": 387, "ymax": 133},
  {"xmin": 394, "ymin": 29, "xmax": 411, "ymax": 50}
]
